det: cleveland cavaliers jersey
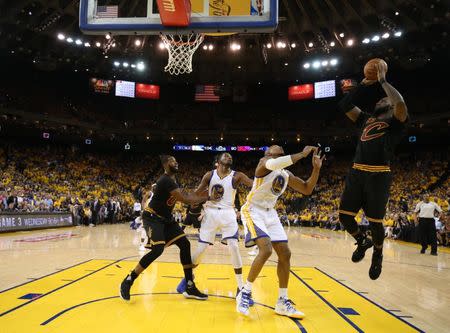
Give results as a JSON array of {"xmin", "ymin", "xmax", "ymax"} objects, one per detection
[
  {"xmin": 204, "ymin": 169, "xmax": 236, "ymax": 209},
  {"xmin": 245, "ymin": 169, "xmax": 289, "ymax": 209}
]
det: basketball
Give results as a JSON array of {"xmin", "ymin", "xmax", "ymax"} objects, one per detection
[{"xmin": 364, "ymin": 58, "xmax": 388, "ymax": 81}]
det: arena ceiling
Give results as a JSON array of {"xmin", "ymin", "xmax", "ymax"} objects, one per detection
[{"xmin": 0, "ymin": 0, "xmax": 448, "ymax": 82}]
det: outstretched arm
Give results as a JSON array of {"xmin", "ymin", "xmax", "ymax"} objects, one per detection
[
  {"xmin": 376, "ymin": 63, "xmax": 408, "ymax": 122},
  {"xmin": 170, "ymin": 188, "xmax": 208, "ymax": 206},
  {"xmin": 255, "ymin": 146, "xmax": 318, "ymax": 177},
  {"xmin": 233, "ymin": 171, "xmax": 253, "ymax": 188},
  {"xmin": 194, "ymin": 171, "xmax": 212, "ymax": 195},
  {"xmin": 287, "ymin": 150, "xmax": 324, "ymax": 195}
]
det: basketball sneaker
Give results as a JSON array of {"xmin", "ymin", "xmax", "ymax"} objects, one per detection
[
  {"xmin": 236, "ymin": 288, "xmax": 251, "ymax": 316},
  {"xmin": 119, "ymin": 275, "xmax": 134, "ymax": 301},
  {"xmin": 274, "ymin": 297, "xmax": 305, "ymax": 319},
  {"xmin": 369, "ymin": 251, "xmax": 383, "ymax": 280},
  {"xmin": 236, "ymin": 287, "xmax": 254, "ymax": 306},
  {"xmin": 182, "ymin": 281, "xmax": 208, "ymax": 300},
  {"xmin": 176, "ymin": 278, "xmax": 187, "ymax": 294},
  {"xmin": 352, "ymin": 235, "xmax": 373, "ymax": 262}
]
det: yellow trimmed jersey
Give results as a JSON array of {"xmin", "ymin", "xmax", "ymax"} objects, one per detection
[{"xmin": 245, "ymin": 169, "xmax": 289, "ymax": 209}]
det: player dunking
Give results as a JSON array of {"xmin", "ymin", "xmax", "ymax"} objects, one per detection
[
  {"xmin": 338, "ymin": 62, "xmax": 408, "ymax": 279},
  {"xmin": 120, "ymin": 155, "xmax": 208, "ymax": 301},
  {"xmin": 236, "ymin": 145, "xmax": 324, "ymax": 317},
  {"xmin": 176, "ymin": 153, "xmax": 254, "ymax": 298}
]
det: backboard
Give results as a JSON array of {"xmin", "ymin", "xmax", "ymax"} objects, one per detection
[{"xmin": 79, "ymin": 0, "xmax": 278, "ymax": 35}]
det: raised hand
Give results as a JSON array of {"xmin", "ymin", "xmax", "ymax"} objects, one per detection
[
  {"xmin": 302, "ymin": 146, "xmax": 318, "ymax": 158},
  {"xmin": 312, "ymin": 150, "xmax": 325, "ymax": 169}
]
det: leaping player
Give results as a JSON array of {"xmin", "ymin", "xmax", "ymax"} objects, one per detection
[
  {"xmin": 236, "ymin": 145, "xmax": 324, "ymax": 318},
  {"xmin": 176, "ymin": 153, "xmax": 254, "ymax": 299}
]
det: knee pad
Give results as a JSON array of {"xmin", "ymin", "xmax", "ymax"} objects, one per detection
[
  {"xmin": 370, "ymin": 222, "xmax": 385, "ymax": 246},
  {"xmin": 227, "ymin": 239, "xmax": 242, "ymax": 269},
  {"xmin": 339, "ymin": 213, "xmax": 358, "ymax": 234}
]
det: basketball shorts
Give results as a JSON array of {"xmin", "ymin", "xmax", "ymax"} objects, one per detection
[
  {"xmin": 143, "ymin": 213, "xmax": 186, "ymax": 248},
  {"xmin": 339, "ymin": 168, "xmax": 392, "ymax": 223},
  {"xmin": 199, "ymin": 207, "xmax": 238, "ymax": 245},
  {"xmin": 241, "ymin": 203, "xmax": 288, "ymax": 247}
]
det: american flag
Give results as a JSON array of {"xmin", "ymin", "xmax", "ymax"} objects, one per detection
[
  {"xmin": 96, "ymin": 5, "xmax": 119, "ymax": 18},
  {"xmin": 195, "ymin": 85, "xmax": 220, "ymax": 102}
]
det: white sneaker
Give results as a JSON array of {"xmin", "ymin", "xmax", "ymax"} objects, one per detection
[
  {"xmin": 139, "ymin": 245, "xmax": 146, "ymax": 251},
  {"xmin": 274, "ymin": 297, "xmax": 305, "ymax": 319},
  {"xmin": 236, "ymin": 289, "xmax": 251, "ymax": 316}
]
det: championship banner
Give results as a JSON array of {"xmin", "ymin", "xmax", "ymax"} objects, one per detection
[
  {"xmin": 136, "ymin": 83, "xmax": 160, "ymax": 99},
  {"xmin": 0, "ymin": 213, "xmax": 73, "ymax": 233}
]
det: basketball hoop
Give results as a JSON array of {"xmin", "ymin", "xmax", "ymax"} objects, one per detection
[{"xmin": 160, "ymin": 33, "xmax": 204, "ymax": 75}]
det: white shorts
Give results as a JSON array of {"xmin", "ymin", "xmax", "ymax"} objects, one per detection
[
  {"xmin": 241, "ymin": 203, "xmax": 288, "ymax": 247},
  {"xmin": 199, "ymin": 207, "xmax": 239, "ymax": 245}
]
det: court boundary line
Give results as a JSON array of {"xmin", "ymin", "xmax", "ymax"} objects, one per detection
[
  {"xmin": 39, "ymin": 292, "xmax": 307, "ymax": 332},
  {"xmin": 289, "ymin": 269, "xmax": 363, "ymax": 333},
  {"xmin": 314, "ymin": 267, "xmax": 425, "ymax": 333},
  {"xmin": 0, "ymin": 256, "xmax": 137, "ymax": 317},
  {"xmin": 0, "ymin": 259, "xmax": 93, "ymax": 294}
]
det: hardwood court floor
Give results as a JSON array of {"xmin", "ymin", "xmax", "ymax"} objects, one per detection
[{"xmin": 0, "ymin": 225, "xmax": 449, "ymax": 333}]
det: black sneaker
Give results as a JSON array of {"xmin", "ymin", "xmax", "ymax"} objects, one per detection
[
  {"xmin": 351, "ymin": 236, "xmax": 373, "ymax": 263},
  {"xmin": 369, "ymin": 251, "xmax": 383, "ymax": 280},
  {"xmin": 119, "ymin": 275, "xmax": 133, "ymax": 301},
  {"xmin": 430, "ymin": 252, "xmax": 437, "ymax": 256},
  {"xmin": 183, "ymin": 282, "xmax": 208, "ymax": 300},
  {"xmin": 420, "ymin": 249, "xmax": 426, "ymax": 254}
]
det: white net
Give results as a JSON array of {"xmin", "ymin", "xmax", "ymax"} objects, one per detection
[{"xmin": 160, "ymin": 33, "xmax": 204, "ymax": 75}]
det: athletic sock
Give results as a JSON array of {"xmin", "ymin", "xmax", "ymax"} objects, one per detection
[
  {"xmin": 279, "ymin": 288, "xmax": 288, "ymax": 299},
  {"xmin": 235, "ymin": 273, "xmax": 244, "ymax": 290},
  {"xmin": 244, "ymin": 280, "xmax": 252, "ymax": 292}
]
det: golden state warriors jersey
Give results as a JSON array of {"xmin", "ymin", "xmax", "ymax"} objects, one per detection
[
  {"xmin": 245, "ymin": 169, "xmax": 289, "ymax": 209},
  {"xmin": 204, "ymin": 170, "xmax": 236, "ymax": 209}
]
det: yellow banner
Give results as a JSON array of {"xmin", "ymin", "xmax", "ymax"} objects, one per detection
[{"xmin": 191, "ymin": 0, "xmax": 251, "ymax": 16}]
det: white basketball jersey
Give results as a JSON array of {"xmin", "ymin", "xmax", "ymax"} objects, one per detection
[
  {"xmin": 246, "ymin": 169, "xmax": 289, "ymax": 209},
  {"xmin": 205, "ymin": 170, "xmax": 236, "ymax": 209}
]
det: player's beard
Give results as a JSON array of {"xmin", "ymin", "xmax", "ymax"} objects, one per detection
[
  {"xmin": 169, "ymin": 165, "xmax": 178, "ymax": 173},
  {"xmin": 220, "ymin": 161, "xmax": 232, "ymax": 168}
]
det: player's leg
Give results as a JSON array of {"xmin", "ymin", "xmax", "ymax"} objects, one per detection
[
  {"xmin": 219, "ymin": 209, "xmax": 244, "ymax": 291},
  {"xmin": 177, "ymin": 210, "xmax": 214, "ymax": 293},
  {"xmin": 339, "ymin": 169, "xmax": 372, "ymax": 262},
  {"xmin": 164, "ymin": 222, "xmax": 208, "ymax": 300},
  {"xmin": 364, "ymin": 172, "xmax": 392, "ymax": 280},
  {"xmin": 237, "ymin": 205, "xmax": 271, "ymax": 315},
  {"xmin": 418, "ymin": 218, "xmax": 427, "ymax": 253},
  {"xmin": 266, "ymin": 210, "xmax": 304, "ymax": 319},
  {"xmin": 120, "ymin": 217, "xmax": 165, "ymax": 301}
]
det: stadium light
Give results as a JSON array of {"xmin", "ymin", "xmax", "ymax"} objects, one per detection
[
  {"xmin": 312, "ymin": 61, "xmax": 321, "ymax": 69},
  {"xmin": 266, "ymin": 43, "xmax": 272, "ymax": 49},
  {"xmin": 208, "ymin": 44, "xmax": 214, "ymax": 50},
  {"xmin": 84, "ymin": 42, "xmax": 90, "ymax": 47},
  {"xmin": 66, "ymin": 37, "xmax": 73, "ymax": 43},
  {"xmin": 95, "ymin": 41, "xmax": 101, "ymax": 47},
  {"xmin": 330, "ymin": 41, "xmax": 335, "ymax": 47},
  {"xmin": 230, "ymin": 43, "xmax": 241, "ymax": 51},
  {"xmin": 372, "ymin": 35, "xmax": 380, "ymax": 42},
  {"xmin": 75, "ymin": 39, "xmax": 82, "ymax": 45},
  {"xmin": 394, "ymin": 31, "xmax": 402, "ymax": 37},
  {"xmin": 134, "ymin": 39, "xmax": 141, "ymax": 46},
  {"xmin": 57, "ymin": 33, "xmax": 65, "ymax": 40},
  {"xmin": 303, "ymin": 63, "xmax": 310, "ymax": 69},
  {"xmin": 123, "ymin": 62, "xmax": 129, "ymax": 68},
  {"xmin": 362, "ymin": 38, "xmax": 370, "ymax": 44},
  {"xmin": 131, "ymin": 64, "xmax": 136, "ymax": 68},
  {"xmin": 395, "ymin": 11, "xmax": 399, "ymax": 16},
  {"xmin": 159, "ymin": 42, "xmax": 166, "ymax": 50},
  {"xmin": 112, "ymin": 43, "xmax": 116, "ymax": 48},
  {"xmin": 137, "ymin": 62, "xmax": 145, "ymax": 71},
  {"xmin": 339, "ymin": 32, "xmax": 345, "ymax": 38},
  {"xmin": 203, "ymin": 45, "xmax": 208, "ymax": 50},
  {"xmin": 291, "ymin": 43, "xmax": 296, "ymax": 48},
  {"xmin": 105, "ymin": 34, "xmax": 111, "ymax": 40},
  {"xmin": 382, "ymin": 33, "xmax": 390, "ymax": 39},
  {"xmin": 308, "ymin": 42, "xmax": 314, "ymax": 48},
  {"xmin": 284, "ymin": 62, "xmax": 288, "ymax": 66},
  {"xmin": 321, "ymin": 60, "xmax": 329, "ymax": 66},
  {"xmin": 330, "ymin": 59, "xmax": 338, "ymax": 66},
  {"xmin": 347, "ymin": 39, "xmax": 354, "ymax": 46},
  {"xmin": 113, "ymin": 61, "xmax": 120, "ymax": 67}
]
